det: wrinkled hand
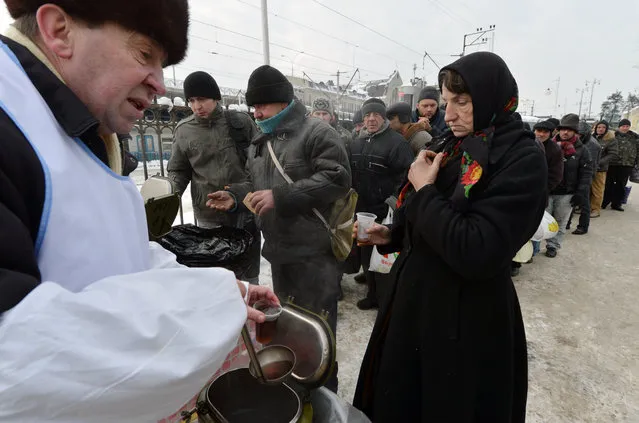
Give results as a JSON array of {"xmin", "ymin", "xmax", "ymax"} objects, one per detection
[
  {"xmin": 408, "ymin": 150, "xmax": 444, "ymax": 191},
  {"xmin": 353, "ymin": 221, "xmax": 391, "ymax": 247},
  {"xmin": 207, "ymin": 191, "xmax": 235, "ymax": 211},
  {"xmin": 236, "ymin": 281, "xmax": 281, "ymax": 323},
  {"xmin": 250, "ymin": 190, "xmax": 275, "ymax": 216}
]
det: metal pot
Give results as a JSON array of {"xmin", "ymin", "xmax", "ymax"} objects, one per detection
[{"xmin": 188, "ymin": 368, "xmax": 302, "ymax": 423}]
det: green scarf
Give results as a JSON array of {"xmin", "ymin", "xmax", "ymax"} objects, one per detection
[{"xmin": 256, "ymin": 100, "xmax": 296, "ymax": 134}]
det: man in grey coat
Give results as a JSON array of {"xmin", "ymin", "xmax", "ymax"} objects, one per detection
[
  {"xmin": 168, "ymin": 71, "xmax": 261, "ymax": 283},
  {"xmin": 207, "ymin": 66, "xmax": 351, "ymax": 392}
]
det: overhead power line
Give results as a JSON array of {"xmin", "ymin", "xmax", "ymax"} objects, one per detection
[
  {"xmin": 428, "ymin": 0, "xmax": 473, "ymax": 26},
  {"xmin": 191, "ymin": 34, "xmax": 337, "ymax": 76},
  {"xmin": 309, "ymin": 0, "xmax": 424, "ymax": 57},
  {"xmin": 191, "ymin": 19, "xmax": 389, "ymax": 77}
]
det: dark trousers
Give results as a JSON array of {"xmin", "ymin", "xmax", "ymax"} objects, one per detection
[
  {"xmin": 567, "ymin": 195, "xmax": 591, "ymax": 231},
  {"xmin": 241, "ymin": 231, "xmax": 261, "ymax": 284},
  {"xmin": 603, "ymin": 166, "xmax": 633, "ymax": 208},
  {"xmin": 270, "ymin": 254, "xmax": 341, "ymax": 392}
]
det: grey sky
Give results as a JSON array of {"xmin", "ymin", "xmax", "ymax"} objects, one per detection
[{"xmin": 2, "ymin": 0, "xmax": 638, "ymax": 118}]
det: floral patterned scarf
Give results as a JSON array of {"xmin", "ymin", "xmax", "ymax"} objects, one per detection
[{"xmin": 397, "ymin": 52, "xmax": 520, "ymax": 210}]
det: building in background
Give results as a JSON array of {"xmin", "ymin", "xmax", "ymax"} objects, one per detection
[
  {"xmin": 623, "ymin": 106, "xmax": 639, "ymax": 129},
  {"xmin": 286, "ymin": 75, "xmax": 367, "ymax": 121},
  {"xmin": 286, "ymin": 70, "xmax": 403, "ymax": 121}
]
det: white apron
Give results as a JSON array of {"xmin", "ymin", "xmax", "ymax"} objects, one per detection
[
  {"xmin": 0, "ymin": 38, "xmax": 247, "ymax": 423},
  {"xmin": 0, "ymin": 40, "xmax": 149, "ymax": 291}
]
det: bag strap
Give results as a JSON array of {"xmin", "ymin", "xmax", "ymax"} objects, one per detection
[{"xmin": 266, "ymin": 140, "xmax": 333, "ymax": 233}]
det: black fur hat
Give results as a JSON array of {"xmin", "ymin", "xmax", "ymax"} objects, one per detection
[{"xmin": 5, "ymin": 0, "xmax": 189, "ymax": 66}]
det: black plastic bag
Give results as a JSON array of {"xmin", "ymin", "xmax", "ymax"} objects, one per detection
[{"xmin": 159, "ymin": 224, "xmax": 253, "ymax": 274}]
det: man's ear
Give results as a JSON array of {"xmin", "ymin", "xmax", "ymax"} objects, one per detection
[{"xmin": 35, "ymin": 4, "xmax": 75, "ymax": 60}]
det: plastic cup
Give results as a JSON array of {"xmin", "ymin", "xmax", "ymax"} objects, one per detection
[
  {"xmin": 254, "ymin": 301, "xmax": 282, "ymax": 344},
  {"xmin": 356, "ymin": 212, "xmax": 377, "ymax": 241}
]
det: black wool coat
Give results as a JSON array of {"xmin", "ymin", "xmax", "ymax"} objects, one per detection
[{"xmin": 353, "ymin": 120, "xmax": 548, "ymax": 423}]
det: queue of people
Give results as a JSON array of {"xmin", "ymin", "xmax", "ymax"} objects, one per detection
[{"xmin": 521, "ymin": 115, "xmax": 637, "ymax": 266}]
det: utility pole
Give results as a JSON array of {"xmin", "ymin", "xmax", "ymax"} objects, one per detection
[
  {"xmin": 452, "ymin": 25, "xmax": 496, "ymax": 57},
  {"xmin": 577, "ymin": 87, "xmax": 587, "ymax": 118},
  {"xmin": 261, "ymin": 0, "xmax": 271, "ymax": 65},
  {"xmin": 531, "ymin": 100, "xmax": 535, "ymax": 116},
  {"xmin": 552, "ymin": 77, "xmax": 560, "ymax": 117},
  {"xmin": 413, "ymin": 63, "xmax": 417, "ymax": 81},
  {"xmin": 423, "ymin": 51, "xmax": 441, "ymax": 71},
  {"xmin": 587, "ymin": 78, "xmax": 601, "ymax": 119}
]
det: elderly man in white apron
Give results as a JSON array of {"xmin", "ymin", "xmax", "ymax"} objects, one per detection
[{"xmin": 0, "ymin": 2, "xmax": 278, "ymax": 422}]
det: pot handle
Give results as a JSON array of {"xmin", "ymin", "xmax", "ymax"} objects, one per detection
[
  {"xmin": 180, "ymin": 407, "xmax": 197, "ymax": 423},
  {"xmin": 180, "ymin": 400, "xmax": 229, "ymax": 423}
]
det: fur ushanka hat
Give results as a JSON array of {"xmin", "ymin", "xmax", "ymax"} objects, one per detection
[{"xmin": 4, "ymin": 0, "xmax": 189, "ymax": 66}]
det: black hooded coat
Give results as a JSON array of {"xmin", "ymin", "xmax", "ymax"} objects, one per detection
[{"xmin": 353, "ymin": 52, "xmax": 547, "ymax": 422}]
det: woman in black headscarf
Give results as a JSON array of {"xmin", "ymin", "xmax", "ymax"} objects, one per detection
[{"xmin": 353, "ymin": 52, "xmax": 547, "ymax": 422}]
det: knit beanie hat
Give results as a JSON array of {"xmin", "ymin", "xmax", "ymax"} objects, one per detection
[
  {"xmin": 361, "ymin": 98, "xmax": 386, "ymax": 117},
  {"xmin": 619, "ymin": 119, "xmax": 631, "ymax": 127},
  {"xmin": 5, "ymin": 0, "xmax": 189, "ymax": 66},
  {"xmin": 386, "ymin": 102, "xmax": 412, "ymax": 124},
  {"xmin": 547, "ymin": 118, "xmax": 560, "ymax": 128},
  {"xmin": 557, "ymin": 114, "xmax": 580, "ymax": 131},
  {"xmin": 353, "ymin": 109, "xmax": 363, "ymax": 125},
  {"xmin": 417, "ymin": 86, "xmax": 440, "ymax": 104},
  {"xmin": 312, "ymin": 98, "xmax": 334, "ymax": 114},
  {"xmin": 245, "ymin": 65, "xmax": 294, "ymax": 106},
  {"xmin": 183, "ymin": 71, "xmax": 221, "ymax": 101}
]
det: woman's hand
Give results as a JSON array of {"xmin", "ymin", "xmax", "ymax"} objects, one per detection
[
  {"xmin": 408, "ymin": 150, "xmax": 444, "ymax": 191},
  {"xmin": 353, "ymin": 221, "xmax": 392, "ymax": 247}
]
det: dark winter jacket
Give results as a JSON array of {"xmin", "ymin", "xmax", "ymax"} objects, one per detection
[
  {"xmin": 611, "ymin": 130, "xmax": 639, "ymax": 167},
  {"xmin": 334, "ymin": 123, "xmax": 353, "ymax": 147},
  {"xmin": 168, "ymin": 104, "xmax": 257, "ymax": 225},
  {"xmin": 354, "ymin": 52, "xmax": 546, "ymax": 423},
  {"xmin": 229, "ymin": 100, "xmax": 351, "ymax": 264},
  {"xmin": 542, "ymin": 137, "xmax": 564, "ymax": 192},
  {"xmin": 594, "ymin": 129, "xmax": 619, "ymax": 172},
  {"xmin": 412, "ymin": 105, "xmax": 448, "ymax": 136},
  {"xmin": 349, "ymin": 121, "xmax": 414, "ymax": 218},
  {"xmin": 551, "ymin": 136, "xmax": 593, "ymax": 196},
  {"xmin": 0, "ymin": 35, "xmax": 137, "ymax": 313},
  {"xmin": 581, "ymin": 132, "xmax": 602, "ymax": 177}
]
